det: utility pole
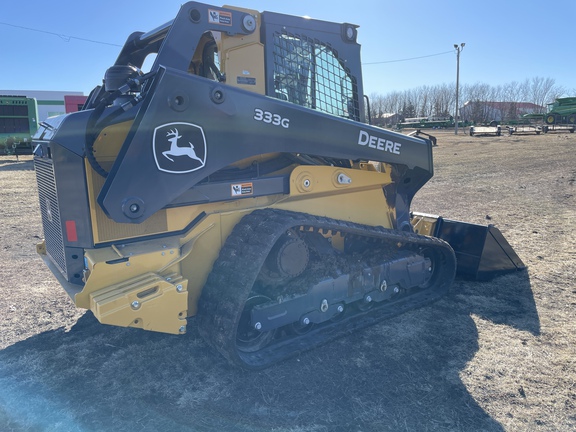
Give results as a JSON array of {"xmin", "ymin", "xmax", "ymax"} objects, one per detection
[{"xmin": 454, "ymin": 43, "xmax": 465, "ymax": 135}]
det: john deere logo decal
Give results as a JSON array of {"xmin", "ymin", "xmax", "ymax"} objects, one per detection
[{"xmin": 153, "ymin": 122, "xmax": 207, "ymax": 173}]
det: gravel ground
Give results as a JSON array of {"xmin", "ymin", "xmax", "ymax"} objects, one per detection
[{"xmin": 0, "ymin": 129, "xmax": 574, "ymax": 431}]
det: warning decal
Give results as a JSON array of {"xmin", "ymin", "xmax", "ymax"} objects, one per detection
[
  {"xmin": 237, "ymin": 77, "xmax": 256, "ymax": 85},
  {"xmin": 208, "ymin": 9, "xmax": 232, "ymax": 26},
  {"xmin": 231, "ymin": 183, "xmax": 253, "ymax": 197}
]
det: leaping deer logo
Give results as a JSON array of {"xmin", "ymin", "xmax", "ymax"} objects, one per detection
[
  {"xmin": 163, "ymin": 128, "xmax": 204, "ymax": 164},
  {"xmin": 153, "ymin": 122, "xmax": 207, "ymax": 174}
]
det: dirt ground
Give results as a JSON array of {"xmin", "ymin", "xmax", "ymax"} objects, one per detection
[{"xmin": 0, "ymin": 129, "xmax": 574, "ymax": 431}]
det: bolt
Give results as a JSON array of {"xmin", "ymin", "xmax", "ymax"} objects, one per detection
[
  {"xmin": 129, "ymin": 204, "xmax": 139, "ymax": 213},
  {"xmin": 302, "ymin": 317, "xmax": 310, "ymax": 325},
  {"xmin": 176, "ymin": 284, "xmax": 183, "ymax": 292},
  {"xmin": 320, "ymin": 299, "xmax": 329, "ymax": 312},
  {"xmin": 303, "ymin": 179, "xmax": 311, "ymax": 188},
  {"xmin": 126, "ymin": 262, "xmax": 130, "ymax": 266},
  {"xmin": 365, "ymin": 295, "xmax": 372, "ymax": 303},
  {"xmin": 428, "ymin": 266, "xmax": 432, "ymax": 272},
  {"xmin": 380, "ymin": 280, "xmax": 388, "ymax": 292},
  {"xmin": 337, "ymin": 173, "xmax": 352, "ymax": 184},
  {"xmin": 337, "ymin": 305, "xmax": 344, "ymax": 313},
  {"xmin": 179, "ymin": 325, "xmax": 186, "ymax": 333},
  {"xmin": 394, "ymin": 287, "xmax": 400, "ymax": 294},
  {"xmin": 131, "ymin": 300, "xmax": 140, "ymax": 310},
  {"xmin": 161, "ymin": 251, "xmax": 165, "ymax": 256},
  {"xmin": 254, "ymin": 322, "xmax": 262, "ymax": 330}
]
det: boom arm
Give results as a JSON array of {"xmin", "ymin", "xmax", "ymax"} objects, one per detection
[{"xmin": 96, "ymin": 66, "xmax": 433, "ymax": 224}]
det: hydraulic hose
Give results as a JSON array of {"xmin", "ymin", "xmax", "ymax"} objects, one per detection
[{"xmin": 85, "ymin": 71, "xmax": 156, "ymax": 177}]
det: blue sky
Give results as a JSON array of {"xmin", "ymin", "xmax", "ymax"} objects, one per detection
[{"xmin": 2, "ymin": 0, "xmax": 574, "ymax": 96}]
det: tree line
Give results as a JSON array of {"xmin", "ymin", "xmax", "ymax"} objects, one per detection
[{"xmin": 368, "ymin": 77, "xmax": 568, "ymax": 125}]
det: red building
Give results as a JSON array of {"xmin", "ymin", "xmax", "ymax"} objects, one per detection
[{"xmin": 64, "ymin": 95, "xmax": 88, "ymax": 113}]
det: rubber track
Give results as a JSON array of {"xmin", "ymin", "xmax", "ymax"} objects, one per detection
[{"xmin": 196, "ymin": 209, "xmax": 456, "ymax": 369}]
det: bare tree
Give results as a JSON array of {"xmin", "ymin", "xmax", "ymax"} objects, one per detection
[
  {"xmin": 502, "ymin": 81, "xmax": 522, "ymax": 102},
  {"xmin": 381, "ymin": 91, "xmax": 402, "ymax": 116},
  {"xmin": 418, "ymin": 85, "xmax": 430, "ymax": 117},
  {"xmin": 368, "ymin": 92, "xmax": 385, "ymax": 120},
  {"xmin": 365, "ymin": 76, "xmax": 569, "ymax": 125},
  {"xmin": 431, "ymin": 83, "xmax": 454, "ymax": 118},
  {"xmin": 526, "ymin": 77, "xmax": 564, "ymax": 110},
  {"xmin": 459, "ymin": 82, "xmax": 493, "ymax": 123}
]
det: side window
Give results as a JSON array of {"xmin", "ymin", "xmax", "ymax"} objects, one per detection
[
  {"xmin": 314, "ymin": 46, "xmax": 355, "ymax": 119},
  {"xmin": 272, "ymin": 31, "xmax": 359, "ymax": 120},
  {"xmin": 188, "ymin": 32, "xmax": 223, "ymax": 81},
  {"xmin": 273, "ymin": 34, "xmax": 313, "ymax": 107},
  {"xmin": 201, "ymin": 40, "xmax": 222, "ymax": 81}
]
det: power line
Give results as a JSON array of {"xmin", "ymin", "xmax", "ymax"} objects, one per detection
[
  {"xmin": 362, "ymin": 50, "xmax": 454, "ymax": 65},
  {"xmin": 0, "ymin": 21, "xmax": 122, "ymax": 47},
  {"xmin": 2, "ymin": 20, "xmax": 455, "ymax": 62}
]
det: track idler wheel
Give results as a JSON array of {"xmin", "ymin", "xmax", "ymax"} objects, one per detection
[
  {"xmin": 236, "ymin": 295, "xmax": 276, "ymax": 353},
  {"xmin": 258, "ymin": 231, "xmax": 309, "ymax": 286}
]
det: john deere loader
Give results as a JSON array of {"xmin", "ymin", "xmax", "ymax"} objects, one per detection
[{"xmin": 33, "ymin": 2, "xmax": 524, "ymax": 369}]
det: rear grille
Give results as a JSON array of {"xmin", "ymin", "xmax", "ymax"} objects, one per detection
[{"xmin": 35, "ymin": 157, "xmax": 67, "ymax": 275}]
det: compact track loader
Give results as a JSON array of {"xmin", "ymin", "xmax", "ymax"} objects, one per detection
[{"xmin": 33, "ymin": 2, "xmax": 524, "ymax": 369}]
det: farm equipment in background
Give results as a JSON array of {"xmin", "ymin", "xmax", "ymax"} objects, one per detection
[
  {"xmin": 506, "ymin": 118, "xmax": 542, "ymax": 135},
  {"xmin": 0, "ymin": 95, "xmax": 38, "ymax": 157},
  {"xmin": 469, "ymin": 121, "xmax": 501, "ymax": 136},
  {"xmin": 541, "ymin": 124, "xmax": 575, "ymax": 133},
  {"xmin": 33, "ymin": 2, "xmax": 524, "ymax": 369},
  {"xmin": 396, "ymin": 116, "xmax": 457, "ymax": 130},
  {"xmin": 543, "ymin": 97, "xmax": 576, "ymax": 125},
  {"xmin": 522, "ymin": 97, "xmax": 576, "ymax": 134}
]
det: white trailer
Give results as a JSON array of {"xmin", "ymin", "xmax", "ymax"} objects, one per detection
[
  {"xmin": 542, "ymin": 124, "xmax": 575, "ymax": 134},
  {"xmin": 469, "ymin": 125, "xmax": 501, "ymax": 136},
  {"xmin": 507, "ymin": 125, "xmax": 542, "ymax": 135}
]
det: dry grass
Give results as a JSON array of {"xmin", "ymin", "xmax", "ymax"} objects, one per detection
[{"xmin": 0, "ymin": 129, "xmax": 575, "ymax": 431}]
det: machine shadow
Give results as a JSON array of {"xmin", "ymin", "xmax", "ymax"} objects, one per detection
[{"xmin": 0, "ymin": 270, "xmax": 538, "ymax": 432}]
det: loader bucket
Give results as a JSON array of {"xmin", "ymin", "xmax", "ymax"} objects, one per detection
[{"xmin": 412, "ymin": 213, "xmax": 525, "ymax": 281}]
